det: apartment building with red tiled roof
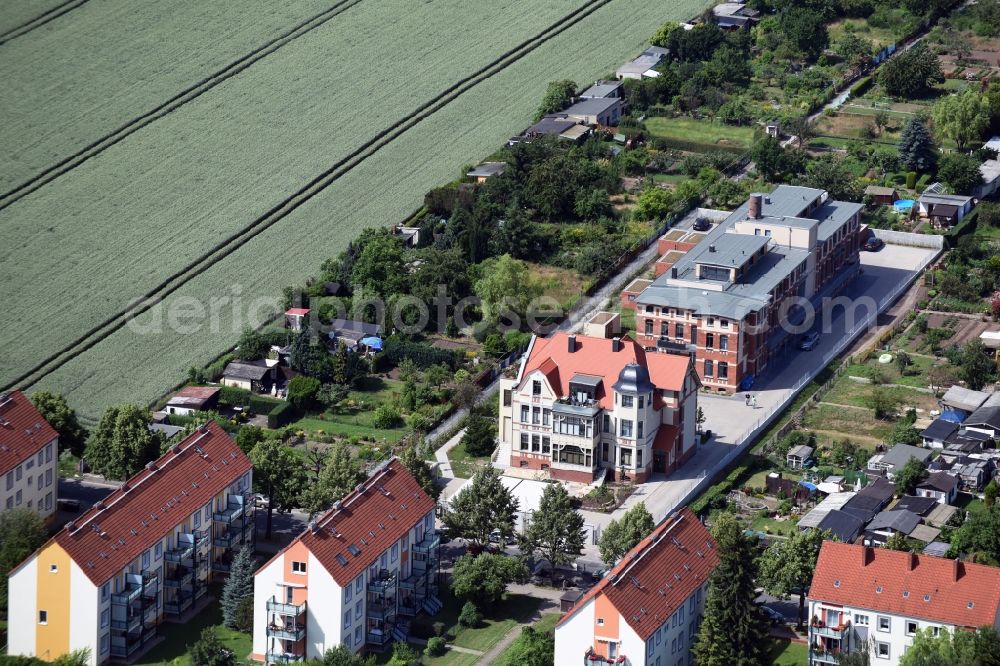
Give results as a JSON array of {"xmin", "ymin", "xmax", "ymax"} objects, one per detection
[
  {"xmin": 7, "ymin": 422, "xmax": 253, "ymax": 665},
  {"xmin": 807, "ymin": 541, "xmax": 1000, "ymax": 665},
  {"xmin": 554, "ymin": 509, "xmax": 718, "ymax": 666},
  {"xmin": 0, "ymin": 390, "xmax": 59, "ymax": 521},
  {"xmin": 498, "ymin": 332, "xmax": 700, "ymax": 483},
  {"xmin": 251, "ymin": 458, "xmax": 440, "ymax": 663}
]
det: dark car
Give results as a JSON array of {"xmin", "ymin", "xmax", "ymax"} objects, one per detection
[
  {"xmin": 760, "ymin": 605, "xmax": 785, "ymax": 625},
  {"xmin": 693, "ymin": 217, "xmax": 713, "ymax": 232},
  {"xmin": 798, "ymin": 331, "xmax": 820, "ymax": 351},
  {"xmin": 863, "ymin": 235, "xmax": 884, "ymax": 251}
]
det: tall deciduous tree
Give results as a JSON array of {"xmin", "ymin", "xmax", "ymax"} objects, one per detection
[
  {"xmin": 442, "ymin": 466, "xmax": 519, "ymax": 549},
  {"xmin": 237, "ymin": 327, "xmax": 269, "ymax": 361},
  {"xmin": 301, "ymin": 442, "xmax": 364, "ymax": 517},
  {"xmin": 598, "ymin": 502, "xmax": 655, "ymax": 565},
  {"xmin": 693, "ymin": 513, "xmax": 769, "ymax": 666},
  {"xmin": 757, "ymin": 528, "xmax": 826, "ymax": 628},
  {"xmin": 960, "ymin": 339, "xmax": 996, "ymax": 391},
  {"xmin": 938, "ymin": 153, "xmax": 984, "ymax": 196},
  {"xmin": 898, "ymin": 118, "xmax": 938, "ymax": 173},
  {"xmin": 451, "ymin": 553, "xmax": 529, "ymax": 605},
  {"xmin": 399, "ymin": 442, "xmax": 441, "ymax": 501},
  {"xmin": 31, "ymin": 391, "xmax": 88, "ymax": 457},
  {"xmin": 221, "ymin": 546, "xmax": 255, "ymax": 630},
  {"xmin": 85, "ymin": 404, "xmax": 163, "ymax": 480},
  {"xmin": 894, "ymin": 458, "xmax": 928, "ymax": 497},
  {"xmin": 899, "ymin": 627, "xmax": 1000, "ymax": 666},
  {"xmin": 880, "ymin": 43, "xmax": 943, "ymax": 98},
  {"xmin": 521, "ymin": 483, "xmax": 585, "ymax": 585},
  {"xmin": 933, "ymin": 89, "xmax": 990, "ymax": 152},
  {"xmin": 473, "ymin": 254, "xmax": 541, "ymax": 322},
  {"xmin": 188, "ymin": 628, "xmax": 235, "ymax": 666},
  {"xmin": 250, "ymin": 439, "xmax": 304, "ymax": 539},
  {"xmin": 534, "ymin": 80, "xmax": 577, "ymax": 120},
  {"xmin": 948, "ymin": 503, "xmax": 1000, "ymax": 565},
  {"xmin": 0, "ymin": 508, "xmax": 47, "ymax": 610}
]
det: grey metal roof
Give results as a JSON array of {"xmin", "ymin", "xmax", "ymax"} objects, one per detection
[
  {"xmin": 922, "ymin": 541, "xmax": 951, "ymax": 557},
  {"xmin": 788, "ymin": 444, "xmax": 814, "ymax": 459},
  {"xmin": 941, "ymin": 386, "xmax": 989, "ymax": 412},
  {"xmin": 842, "ymin": 495, "xmax": 882, "ymax": 524},
  {"xmin": 569, "ymin": 373, "xmax": 603, "ymax": 388},
  {"xmin": 222, "ymin": 361, "xmax": 270, "ymax": 381},
  {"xmin": 921, "ymin": 419, "xmax": 958, "ymax": 442},
  {"xmin": 815, "ymin": 201, "xmax": 864, "ymax": 242},
  {"xmin": 916, "ymin": 472, "xmax": 957, "ymax": 493},
  {"xmin": 613, "ymin": 363, "xmax": 655, "ymax": 394},
  {"xmin": 965, "ymin": 393, "xmax": 1000, "ymax": 430},
  {"xmin": 467, "ymin": 162, "xmax": 507, "ymax": 178},
  {"xmin": 562, "ymin": 97, "xmax": 620, "ymax": 117},
  {"xmin": 817, "ymin": 510, "xmax": 865, "ymax": 543},
  {"xmin": 867, "ymin": 509, "xmax": 920, "ymax": 535},
  {"xmin": 330, "ymin": 319, "xmax": 382, "ymax": 337},
  {"xmin": 579, "ymin": 80, "xmax": 622, "ymax": 99},
  {"xmin": 893, "ymin": 495, "xmax": 937, "ymax": 517},
  {"xmin": 918, "ymin": 193, "xmax": 973, "ymax": 206},
  {"xmin": 881, "ymin": 444, "xmax": 932, "ymax": 470},
  {"xmin": 798, "ymin": 491, "xmax": 855, "ymax": 529},
  {"xmin": 856, "ymin": 476, "xmax": 895, "ymax": 504},
  {"xmin": 524, "ymin": 115, "xmax": 577, "ymax": 136},
  {"xmin": 695, "ymin": 233, "xmax": 770, "ymax": 268}
]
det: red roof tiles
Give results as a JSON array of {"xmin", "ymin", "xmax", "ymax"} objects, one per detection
[
  {"xmin": 0, "ymin": 390, "xmax": 58, "ymax": 476},
  {"xmin": 810, "ymin": 541, "xmax": 1000, "ymax": 628},
  {"xmin": 520, "ymin": 333, "xmax": 691, "ymax": 409},
  {"xmin": 285, "ymin": 458, "xmax": 435, "ymax": 586},
  {"xmin": 50, "ymin": 421, "xmax": 251, "ymax": 586},
  {"xmin": 558, "ymin": 509, "xmax": 719, "ymax": 640}
]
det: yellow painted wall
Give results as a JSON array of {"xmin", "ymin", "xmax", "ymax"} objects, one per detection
[{"xmin": 35, "ymin": 542, "xmax": 71, "ymax": 660}]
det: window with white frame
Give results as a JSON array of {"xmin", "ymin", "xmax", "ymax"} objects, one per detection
[
  {"xmin": 101, "ymin": 609, "xmax": 109, "ymax": 628},
  {"xmin": 876, "ymin": 642, "xmax": 890, "ymax": 659},
  {"xmin": 100, "ymin": 633, "xmax": 109, "ymax": 655},
  {"xmin": 345, "ymin": 583, "xmax": 353, "ymax": 603},
  {"xmin": 906, "ymin": 621, "xmax": 918, "ymax": 636},
  {"xmin": 292, "ymin": 561, "xmax": 306, "ymax": 574},
  {"xmin": 391, "ymin": 544, "xmax": 399, "ymax": 562},
  {"xmin": 877, "ymin": 616, "xmax": 890, "ymax": 632},
  {"xmin": 344, "ymin": 610, "xmax": 352, "ymax": 629},
  {"xmin": 854, "ymin": 614, "xmax": 869, "ymax": 626}
]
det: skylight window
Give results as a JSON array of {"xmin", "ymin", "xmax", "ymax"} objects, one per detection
[
  {"xmin": 335, "ymin": 554, "xmax": 348, "ymax": 566},
  {"xmin": 347, "ymin": 544, "xmax": 361, "ymax": 556}
]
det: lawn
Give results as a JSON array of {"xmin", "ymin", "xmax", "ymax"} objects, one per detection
[
  {"xmin": 288, "ymin": 377, "xmax": 414, "ymax": 442},
  {"xmin": 644, "ymin": 117, "xmax": 756, "ymax": 153},
  {"xmin": 24, "ymin": 0, "xmax": 715, "ymax": 420},
  {"xmin": 801, "ymin": 402, "xmax": 893, "ymax": 444},
  {"xmin": 134, "ymin": 589, "xmax": 251, "ymax": 665},
  {"xmin": 843, "ymin": 353, "xmax": 940, "ymax": 389},
  {"xmin": 827, "ymin": 17, "xmax": 900, "ymax": 49},
  {"xmin": 751, "ymin": 515, "xmax": 798, "ymax": 537},
  {"xmin": 527, "ymin": 262, "xmax": 586, "ymax": 311},
  {"xmin": 493, "ymin": 613, "xmax": 560, "ymax": 666},
  {"xmin": 410, "ymin": 588, "xmax": 542, "ymax": 653},
  {"xmin": 820, "ymin": 376, "xmax": 939, "ymax": 413},
  {"xmin": 447, "ymin": 441, "xmax": 492, "ymax": 479},
  {"xmin": 763, "ymin": 638, "xmax": 809, "ymax": 666}
]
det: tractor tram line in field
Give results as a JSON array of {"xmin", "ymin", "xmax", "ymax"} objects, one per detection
[
  {"xmin": 0, "ymin": 0, "xmax": 92, "ymax": 47},
  {"xmin": 0, "ymin": 0, "xmax": 368, "ymax": 210},
  {"xmin": 3, "ymin": 0, "xmax": 620, "ymax": 395}
]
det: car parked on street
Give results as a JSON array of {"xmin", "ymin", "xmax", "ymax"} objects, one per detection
[
  {"xmin": 798, "ymin": 331, "xmax": 820, "ymax": 351},
  {"xmin": 863, "ymin": 235, "xmax": 884, "ymax": 252}
]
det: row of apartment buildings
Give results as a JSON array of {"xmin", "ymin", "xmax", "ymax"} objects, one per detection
[
  {"xmin": 6, "ymin": 421, "xmax": 441, "ymax": 665},
  {"xmin": 626, "ymin": 185, "xmax": 864, "ymax": 393}
]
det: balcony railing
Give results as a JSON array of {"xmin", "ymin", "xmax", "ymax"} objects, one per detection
[
  {"xmin": 810, "ymin": 649, "xmax": 842, "ymax": 664},
  {"xmin": 267, "ymin": 623, "xmax": 306, "ymax": 642},
  {"xmin": 366, "ymin": 602, "xmax": 395, "ymax": 620},
  {"xmin": 110, "ymin": 613, "xmax": 142, "ymax": 632},
  {"xmin": 212, "ymin": 559, "xmax": 232, "ymax": 573},
  {"xmin": 110, "ymin": 640, "xmax": 142, "ymax": 659},
  {"xmin": 412, "ymin": 533, "xmax": 440, "ymax": 554},
  {"xmin": 213, "ymin": 528, "xmax": 243, "ymax": 549},
  {"xmin": 266, "ymin": 652, "xmax": 305, "ymax": 664},
  {"xmin": 214, "ymin": 504, "xmax": 245, "ymax": 524},
  {"xmin": 811, "ymin": 623, "xmax": 850, "ymax": 639},
  {"xmin": 164, "ymin": 543, "xmax": 195, "ymax": 562},
  {"xmin": 584, "ymin": 648, "xmax": 630, "ymax": 665},
  {"xmin": 267, "ymin": 599, "xmax": 306, "ymax": 616},
  {"xmin": 164, "ymin": 595, "xmax": 193, "ymax": 615},
  {"xmin": 163, "ymin": 568, "xmax": 193, "ymax": 588},
  {"xmin": 367, "ymin": 631, "xmax": 393, "ymax": 646},
  {"xmin": 368, "ymin": 570, "xmax": 396, "ymax": 594},
  {"xmin": 111, "ymin": 585, "xmax": 142, "ymax": 606}
]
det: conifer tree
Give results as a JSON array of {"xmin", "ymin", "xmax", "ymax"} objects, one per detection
[
  {"xmin": 897, "ymin": 118, "xmax": 938, "ymax": 173},
  {"xmin": 221, "ymin": 546, "xmax": 255, "ymax": 630}
]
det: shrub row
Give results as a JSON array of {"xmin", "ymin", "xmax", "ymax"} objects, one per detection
[
  {"xmin": 690, "ymin": 462, "xmax": 752, "ymax": 516},
  {"xmin": 380, "ymin": 339, "xmax": 459, "ymax": 370},
  {"xmin": 267, "ymin": 402, "xmax": 297, "ymax": 429},
  {"xmin": 849, "ymin": 75, "xmax": 873, "ymax": 98},
  {"xmin": 249, "ymin": 394, "xmax": 283, "ymax": 415}
]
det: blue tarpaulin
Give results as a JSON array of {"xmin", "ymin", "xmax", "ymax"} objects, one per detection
[
  {"xmin": 799, "ymin": 481, "xmax": 818, "ymax": 492},
  {"xmin": 361, "ymin": 336, "xmax": 383, "ymax": 350},
  {"xmin": 940, "ymin": 409, "xmax": 967, "ymax": 423}
]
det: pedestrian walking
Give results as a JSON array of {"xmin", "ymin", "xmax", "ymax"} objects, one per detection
[
  {"xmin": 751, "ymin": 395, "xmax": 758, "ymax": 409},
  {"xmin": 745, "ymin": 392, "xmax": 751, "ymax": 406}
]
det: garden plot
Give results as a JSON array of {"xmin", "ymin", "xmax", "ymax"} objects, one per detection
[
  {"xmin": 0, "ymin": 0, "xmax": 337, "ymax": 191},
  {"xmin": 29, "ymin": 0, "xmax": 714, "ymax": 418},
  {"xmin": 0, "ymin": 0, "xmax": 592, "ymax": 387}
]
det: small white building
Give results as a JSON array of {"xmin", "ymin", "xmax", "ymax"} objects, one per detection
[
  {"xmin": 807, "ymin": 542, "xmax": 1000, "ymax": 666},
  {"xmin": 914, "ymin": 471, "xmax": 958, "ymax": 505}
]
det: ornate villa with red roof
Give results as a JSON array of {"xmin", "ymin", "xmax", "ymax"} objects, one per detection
[
  {"xmin": 807, "ymin": 541, "xmax": 1000, "ymax": 665},
  {"xmin": 554, "ymin": 508, "xmax": 718, "ymax": 666},
  {"xmin": 251, "ymin": 458, "xmax": 440, "ymax": 663},
  {"xmin": 7, "ymin": 422, "xmax": 253, "ymax": 665},
  {"xmin": 498, "ymin": 332, "xmax": 700, "ymax": 484},
  {"xmin": 0, "ymin": 390, "xmax": 59, "ymax": 522}
]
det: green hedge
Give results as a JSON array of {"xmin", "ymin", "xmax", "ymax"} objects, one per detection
[
  {"xmin": 381, "ymin": 339, "xmax": 459, "ymax": 369},
  {"xmin": 849, "ymin": 76, "xmax": 872, "ymax": 98},
  {"xmin": 249, "ymin": 394, "xmax": 283, "ymax": 415},
  {"xmin": 945, "ymin": 209, "xmax": 979, "ymax": 248},
  {"xmin": 690, "ymin": 462, "xmax": 752, "ymax": 516},
  {"xmin": 219, "ymin": 385, "xmax": 252, "ymax": 407},
  {"xmin": 267, "ymin": 402, "xmax": 297, "ymax": 429},
  {"xmin": 204, "ymin": 353, "xmax": 235, "ymax": 382},
  {"xmin": 649, "ymin": 136, "xmax": 746, "ymax": 156}
]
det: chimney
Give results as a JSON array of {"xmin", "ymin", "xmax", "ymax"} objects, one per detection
[
  {"xmin": 568, "ymin": 335, "xmax": 577, "ymax": 353},
  {"xmin": 907, "ymin": 551, "xmax": 918, "ymax": 572},
  {"xmin": 953, "ymin": 558, "xmax": 964, "ymax": 582},
  {"xmin": 748, "ymin": 193, "xmax": 763, "ymax": 220},
  {"xmin": 708, "ymin": 244, "xmax": 716, "ymax": 253},
  {"xmin": 861, "ymin": 546, "xmax": 874, "ymax": 567},
  {"xmin": 611, "ymin": 337, "xmax": 622, "ymax": 352}
]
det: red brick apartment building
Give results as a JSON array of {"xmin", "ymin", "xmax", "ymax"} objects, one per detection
[
  {"xmin": 631, "ymin": 186, "xmax": 863, "ymax": 393},
  {"xmin": 498, "ymin": 332, "xmax": 700, "ymax": 484}
]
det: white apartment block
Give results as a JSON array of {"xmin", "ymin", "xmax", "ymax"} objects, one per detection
[{"xmin": 0, "ymin": 390, "xmax": 59, "ymax": 521}]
